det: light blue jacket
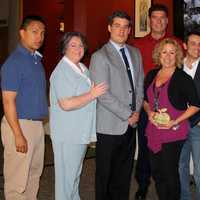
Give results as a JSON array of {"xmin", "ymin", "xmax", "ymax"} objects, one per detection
[{"xmin": 50, "ymin": 56, "xmax": 96, "ymax": 144}]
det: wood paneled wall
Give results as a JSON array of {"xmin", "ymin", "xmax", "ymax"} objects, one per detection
[{"xmin": 23, "ymin": 0, "xmax": 174, "ymax": 76}]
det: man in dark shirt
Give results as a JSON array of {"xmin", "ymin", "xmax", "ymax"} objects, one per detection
[
  {"xmin": 1, "ymin": 15, "xmax": 48, "ymax": 200},
  {"xmin": 131, "ymin": 4, "xmax": 183, "ymax": 200},
  {"xmin": 179, "ymin": 30, "xmax": 200, "ymax": 200}
]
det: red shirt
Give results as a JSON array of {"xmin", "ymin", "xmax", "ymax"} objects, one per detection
[{"xmin": 130, "ymin": 34, "xmax": 183, "ymax": 75}]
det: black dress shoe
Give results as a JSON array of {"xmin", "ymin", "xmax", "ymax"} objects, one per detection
[{"xmin": 134, "ymin": 188, "xmax": 147, "ymax": 200}]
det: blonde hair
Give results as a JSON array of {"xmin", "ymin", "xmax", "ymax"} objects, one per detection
[{"xmin": 152, "ymin": 38, "xmax": 183, "ymax": 68}]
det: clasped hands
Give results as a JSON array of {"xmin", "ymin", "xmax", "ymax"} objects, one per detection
[{"xmin": 128, "ymin": 112, "xmax": 139, "ymax": 126}]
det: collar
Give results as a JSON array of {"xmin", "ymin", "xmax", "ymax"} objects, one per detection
[
  {"xmin": 17, "ymin": 43, "xmax": 43, "ymax": 58},
  {"xmin": 109, "ymin": 40, "xmax": 127, "ymax": 52},
  {"xmin": 63, "ymin": 56, "xmax": 86, "ymax": 73},
  {"xmin": 146, "ymin": 32, "xmax": 168, "ymax": 42},
  {"xmin": 63, "ymin": 56, "xmax": 91, "ymax": 85},
  {"xmin": 34, "ymin": 51, "xmax": 43, "ymax": 58},
  {"xmin": 184, "ymin": 57, "xmax": 200, "ymax": 69}
]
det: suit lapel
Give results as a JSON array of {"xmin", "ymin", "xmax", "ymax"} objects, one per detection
[
  {"xmin": 194, "ymin": 60, "xmax": 200, "ymax": 82},
  {"xmin": 105, "ymin": 42, "xmax": 132, "ymax": 87},
  {"xmin": 106, "ymin": 42, "xmax": 127, "ymax": 72},
  {"xmin": 127, "ymin": 45, "xmax": 138, "ymax": 85}
]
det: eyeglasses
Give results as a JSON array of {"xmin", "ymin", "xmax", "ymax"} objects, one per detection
[{"xmin": 111, "ymin": 24, "xmax": 130, "ymax": 30}]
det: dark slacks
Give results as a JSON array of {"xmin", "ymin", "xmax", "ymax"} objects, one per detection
[
  {"xmin": 149, "ymin": 140, "xmax": 185, "ymax": 200},
  {"xmin": 96, "ymin": 126, "xmax": 136, "ymax": 200},
  {"xmin": 135, "ymin": 109, "xmax": 151, "ymax": 189}
]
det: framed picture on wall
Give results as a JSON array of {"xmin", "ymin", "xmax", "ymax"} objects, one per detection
[
  {"xmin": 173, "ymin": 0, "xmax": 184, "ymax": 39},
  {"xmin": 184, "ymin": 0, "xmax": 200, "ymax": 34},
  {"xmin": 134, "ymin": 0, "xmax": 152, "ymax": 37},
  {"xmin": 174, "ymin": 0, "xmax": 200, "ymax": 40}
]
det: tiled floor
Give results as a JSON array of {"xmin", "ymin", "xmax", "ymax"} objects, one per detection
[{"xmin": 0, "ymin": 136, "xmax": 197, "ymax": 200}]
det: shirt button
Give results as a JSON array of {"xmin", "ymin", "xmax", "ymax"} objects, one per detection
[
  {"xmin": 129, "ymin": 90, "xmax": 132, "ymax": 93},
  {"xmin": 129, "ymin": 104, "xmax": 132, "ymax": 107}
]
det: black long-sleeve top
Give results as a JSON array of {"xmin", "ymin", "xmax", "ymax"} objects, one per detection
[{"xmin": 144, "ymin": 67, "xmax": 200, "ymax": 112}]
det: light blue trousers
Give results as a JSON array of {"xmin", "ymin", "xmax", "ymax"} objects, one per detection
[
  {"xmin": 179, "ymin": 125, "xmax": 200, "ymax": 200},
  {"xmin": 52, "ymin": 141, "xmax": 87, "ymax": 200}
]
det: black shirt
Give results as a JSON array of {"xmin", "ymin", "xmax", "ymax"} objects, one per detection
[{"xmin": 144, "ymin": 67, "xmax": 200, "ymax": 112}]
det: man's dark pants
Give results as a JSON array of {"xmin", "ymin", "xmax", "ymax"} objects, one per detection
[
  {"xmin": 96, "ymin": 126, "xmax": 136, "ymax": 200},
  {"xmin": 135, "ymin": 109, "xmax": 151, "ymax": 191}
]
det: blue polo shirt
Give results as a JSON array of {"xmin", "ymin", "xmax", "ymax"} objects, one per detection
[{"xmin": 1, "ymin": 44, "xmax": 48, "ymax": 119}]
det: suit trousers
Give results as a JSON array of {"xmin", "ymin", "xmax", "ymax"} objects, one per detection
[
  {"xmin": 135, "ymin": 109, "xmax": 151, "ymax": 189},
  {"xmin": 149, "ymin": 140, "xmax": 185, "ymax": 200},
  {"xmin": 1, "ymin": 117, "xmax": 44, "ymax": 200},
  {"xmin": 96, "ymin": 126, "xmax": 136, "ymax": 200}
]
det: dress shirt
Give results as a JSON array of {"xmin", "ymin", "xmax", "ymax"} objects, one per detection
[
  {"xmin": 110, "ymin": 40, "xmax": 135, "ymax": 87},
  {"xmin": 183, "ymin": 57, "xmax": 200, "ymax": 78}
]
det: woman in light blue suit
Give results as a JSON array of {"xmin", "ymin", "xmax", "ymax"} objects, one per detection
[{"xmin": 50, "ymin": 32, "xmax": 107, "ymax": 200}]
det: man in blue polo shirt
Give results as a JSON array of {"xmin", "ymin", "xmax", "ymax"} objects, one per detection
[{"xmin": 1, "ymin": 15, "xmax": 48, "ymax": 200}]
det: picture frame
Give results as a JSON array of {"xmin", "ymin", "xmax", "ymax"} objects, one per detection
[
  {"xmin": 173, "ymin": 0, "xmax": 185, "ymax": 40},
  {"xmin": 183, "ymin": 1, "xmax": 200, "ymax": 35},
  {"xmin": 134, "ymin": 0, "xmax": 152, "ymax": 37},
  {"xmin": 174, "ymin": 0, "xmax": 200, "ymax": 40}
]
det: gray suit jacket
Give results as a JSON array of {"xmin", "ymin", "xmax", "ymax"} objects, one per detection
[{"xmin": 89, "ymin": 42, "xmax": 144, "ymax": 135}]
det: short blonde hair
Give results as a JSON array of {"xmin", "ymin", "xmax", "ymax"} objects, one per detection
[{"xmin": 152, "ymin": 38, "xmax": 183, "ymax": 68}]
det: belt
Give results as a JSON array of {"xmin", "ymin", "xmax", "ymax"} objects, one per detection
[{"xmin": 23, "ymin": 118, "xmax": 43, "ymax": 122}]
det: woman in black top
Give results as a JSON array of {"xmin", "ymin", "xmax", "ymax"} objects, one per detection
[{"xmin": 143, "ymin": 38, "xmax": 200, "ymax": 200}]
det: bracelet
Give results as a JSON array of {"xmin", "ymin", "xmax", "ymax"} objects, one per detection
[
  {"xmin": 172, "ymin": 124, "xmax": 180, "ymax": 131},
  {"xmin": 172, "ymin": 120, "xmax": 180, "ymax": 131}
]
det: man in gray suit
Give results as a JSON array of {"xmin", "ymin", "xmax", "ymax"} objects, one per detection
[{"xmin": 90, "ymin": 11, "xmax": 144, "ymax": 200}]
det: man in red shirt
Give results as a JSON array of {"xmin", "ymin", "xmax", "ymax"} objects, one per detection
[{"xmin": 131, "ymin": 4, "xmax": 183, "ymax": 200}]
